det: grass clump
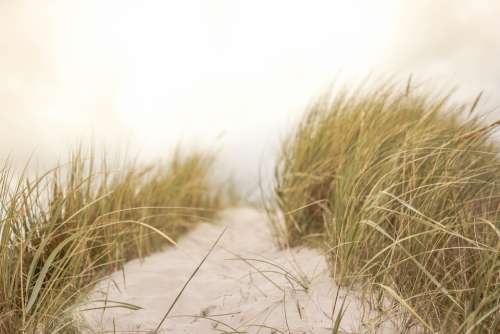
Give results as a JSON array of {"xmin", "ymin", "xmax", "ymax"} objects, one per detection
[
  {"xmin": 0, "ymin": 148, "xmax": 227, "ymax": 333},
  {"xmin": 274, "ymin": 81, "xmax": 500, "ymax": 333}
]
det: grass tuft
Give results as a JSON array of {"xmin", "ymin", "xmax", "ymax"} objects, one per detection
[
  {"xmin": 0, "ymin": 148, "xmax": 228, "ymax": 333},
  {"xmin": 273, "ymin": 81, "xmax": 500, "ymax": 333}
]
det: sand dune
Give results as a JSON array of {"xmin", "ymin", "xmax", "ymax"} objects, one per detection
[{"xmin": 80, "ymin": 208, "xmax": 400, "ymax": 333}]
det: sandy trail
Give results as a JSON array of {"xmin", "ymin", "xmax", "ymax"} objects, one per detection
[{"xmin": 80, "ymin": 208, "xmax": 397, "ymax": 333}]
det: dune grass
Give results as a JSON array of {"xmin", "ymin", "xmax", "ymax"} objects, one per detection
[
  {"xmin": 0, "ymin": 148, "xmax": 227, "ymax": 333},
  {"xmin": 273, "ymin": 82, "xmax": 500, "ymax": 333}
]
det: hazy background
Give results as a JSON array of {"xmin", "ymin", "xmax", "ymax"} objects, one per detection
[{"xmin": 1, "ymin": 0, "xmax": 499, "ymax": 194}]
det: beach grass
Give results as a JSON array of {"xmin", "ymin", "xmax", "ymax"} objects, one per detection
[
  {"xmin": 0, "ymin": 148, "xmax": 227, "ymax": 333},
  {"xmin": 273, "ymin": 81, "xmax": 500, "ymax": 333}
]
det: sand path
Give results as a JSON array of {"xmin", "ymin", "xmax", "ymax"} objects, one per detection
[{"xmin": 81, "ymin": 207, "xmax": 396, "ymax": 333}]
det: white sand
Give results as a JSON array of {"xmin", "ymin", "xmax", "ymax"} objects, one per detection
[{"xmin": 80, "ymin": 208, "xmax": 398, "ymax": 333}]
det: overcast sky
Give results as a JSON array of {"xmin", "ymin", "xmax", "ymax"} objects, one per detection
[{"xmin": 1, "ymin": 0, "xmax": 499, "ymax": 192}]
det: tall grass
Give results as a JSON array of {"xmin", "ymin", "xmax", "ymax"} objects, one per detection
[
  {"xmin": 274, "ymin": 82, "xmax": 500, "ymax": 333},
  {"xmin": 0, "ymin": 148, "xmax": 227, "ymax": 333}
]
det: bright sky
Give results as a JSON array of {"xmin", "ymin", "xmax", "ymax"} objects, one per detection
[{"xmin": 1, "ymin": 0, "xmax": 499, "ymax": 191}]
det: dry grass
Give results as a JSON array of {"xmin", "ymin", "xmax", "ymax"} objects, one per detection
[
  {"xmin": 0, "ymin": 148, "xmax": 228, "ymax": 333},
  {"xmin": 273, "ymin": 81, "xmax": 500, "ymax": 333}
]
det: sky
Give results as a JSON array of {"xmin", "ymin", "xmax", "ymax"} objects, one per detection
[{"xmin": 1, "ymin": 0, "xmax": 499, "ymax": 193}]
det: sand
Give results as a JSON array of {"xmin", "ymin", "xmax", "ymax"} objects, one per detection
[{"xmin": 80, "ymin": 208, "xmax": 398, "ymax": 333}]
